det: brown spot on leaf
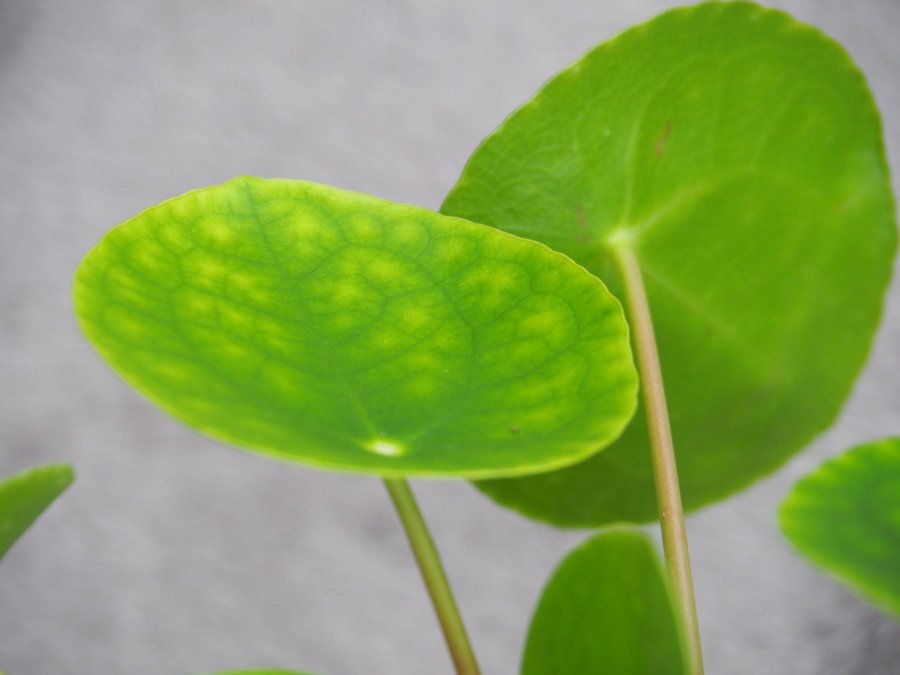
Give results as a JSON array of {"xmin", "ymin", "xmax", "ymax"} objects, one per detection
[
  {"xmin": 509, "ymin": 427, "xmax": 520, "ymax": 434},
  {"xmin": 574, "ymin": 206, "xmax": 591, "ymax": 243},
  {"xmin": 654, "ymin": 119, "xmax": 673, "ymax": 157}
]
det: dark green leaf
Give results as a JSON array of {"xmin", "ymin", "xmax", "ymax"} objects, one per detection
[
  {"xmin": 204, "ymin": 670, "xmax": 313, "ymax": 675},
  {"xmin": 523, "ymin": 529, "xmax": 686, "ymax": 674},
  {"xmin": 0, "ymin": 464, "xmax": 74, "ymax": 560},
  {"xmin": 443, "ymin": 1, "xmax": 896, "ymax": 523}
]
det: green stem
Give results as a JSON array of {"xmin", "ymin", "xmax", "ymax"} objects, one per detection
[
  {"xmin": 612, "ymin": 243, "xmax": 704, "ymax": 675},
  {"xmin": 383, "ymin": 478, "xmax": 481, "ymax": 675}
]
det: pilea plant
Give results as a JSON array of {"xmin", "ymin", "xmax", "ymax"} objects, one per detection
[{"xmin": 69, "ymin": 2, "xmax": 896, "ymax": 674}]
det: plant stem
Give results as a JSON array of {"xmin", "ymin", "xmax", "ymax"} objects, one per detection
[
  {"xmin": 612, "ymin": 243, "xmax": 704, "ymax": 675},
  {"xmin": 383, "ymin": 478, "xmax": 481, "ymax": 675}
]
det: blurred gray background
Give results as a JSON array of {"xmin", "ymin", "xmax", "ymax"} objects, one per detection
[{"xmin": 1, "ymin": 1, "xmax": 898, "ymax": 673}]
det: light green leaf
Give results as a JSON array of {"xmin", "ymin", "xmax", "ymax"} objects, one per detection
[
  {"xmin": 443, "ymin": 1, "xmax": 896, "ymax": 523},
  {"xmin": 780, "ymin": 437, "xmax": 900, "ymax": 617},
  {"xmin": 523, "ymin": 529, "xmax": 686, "ymax": 675},
  {"xmin": 75, "ymin": 177, "xmax": 637, "ymax": 479},
  {"xmin": 0, "ymin": 464, "xmax": 74, "ymax": 560}
]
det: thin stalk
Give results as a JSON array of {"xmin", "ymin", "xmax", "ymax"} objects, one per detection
[
  {"xmin": 383, "ymin": 478, "xmax": 481, "ymax": 675},
  {"xmin": 611, "ymin": 243, "xmax": 704, "ymax": 675}
]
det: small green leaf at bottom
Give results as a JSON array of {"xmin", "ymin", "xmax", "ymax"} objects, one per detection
[
  {"xmin": 779, "ymin": 437, "xmax": 900, "ymax": 617},
  {"xmin": 205, "ymin": 670, "xmax": 314, "ymax": 675},
  {"xmin": 0, "ymin": 464, "xmax": 74, "ymax": 561},
  {"xmin": 523, "ymin": 530, "xmax": 687, "ymax": 675}
]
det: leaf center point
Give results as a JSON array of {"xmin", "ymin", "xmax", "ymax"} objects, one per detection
[{"xmin": 369, "ymin": 439, "xmax": 405, "ymax": 457}]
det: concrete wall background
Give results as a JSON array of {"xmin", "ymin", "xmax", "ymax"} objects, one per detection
[{"xmin": 1, "ymin": 1, "xmax": 898, "ymax": 673}]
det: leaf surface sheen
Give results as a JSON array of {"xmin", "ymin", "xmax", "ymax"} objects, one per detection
[
  {"xmin": 522, "ymin": 530, "xmax": 687, "ymax": 675},
  {"xmin": 0, "ymin": 464, "xmax": 74, "ymax": 560},
  {"xmin": 442, "ymin": 1, "xmax": 897, "ymax": 523},
  {"xmin": 780, "ymin": 437, "xmax": 900, "ymax": 617},
  {"xmin": 75, "ymin": 177, "xmax": 637, "ymax": 478}
]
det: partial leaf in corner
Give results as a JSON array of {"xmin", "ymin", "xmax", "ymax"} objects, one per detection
[
  {"xmin": 780, "ymin": 437, "xmax": 900, "ymax": 618},
  {"xmin": 0, "ymin": 464, "xmax": 74, "ymax": 561}
]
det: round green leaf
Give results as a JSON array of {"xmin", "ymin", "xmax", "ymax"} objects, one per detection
[
  {"xmin": 523, "ymin": 530, "xmax": 687, "ymax": 675},
  {"xmin": 443, "ymin": 2, "xmax": 896, "ymax": 523},
  {"xmin": 780, "ymin": 437, "xmax": 900, "ymax": 617},
  {"xmin": 74, "ymin": 177, "xmax": 637, "ymax": 478},
  {"xmin": 0, "ymin": 464, "xmax": 74, "ymax": 560}
]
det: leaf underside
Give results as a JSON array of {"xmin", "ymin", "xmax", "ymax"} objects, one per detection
[
  {"xmin": 0, "ymin": 464, "xmax": 74, "ymax": 560},
  {"xmin": 442, "ymin": 1, "xmax": 897, "ymax": 524},
  {"xmin": 75, "ymin": 177, "xmax": 637, "ymax": 479},
  {"xmin": 780, "ymin": 437, "xmax": 900, "ymax": 618},
  {"xmin": 523, "ymin": 529, "xmax": 687, "ymax": 675}
]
